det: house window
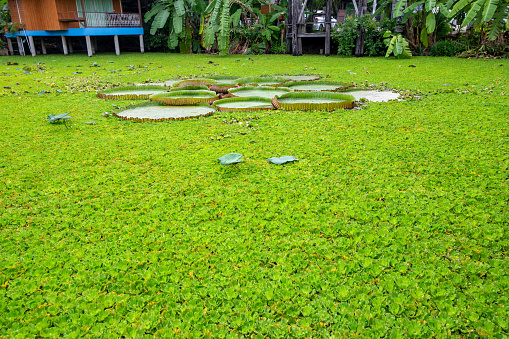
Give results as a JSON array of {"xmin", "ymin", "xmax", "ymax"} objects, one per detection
[{"xmin": 76, "ymin": 0, "xmax": 113, "ymax": 14}]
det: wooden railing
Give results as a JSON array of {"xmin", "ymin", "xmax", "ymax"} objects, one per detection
[{"xmin": 57, "ymin": 12, "xmax": 141, "ymax": 27}]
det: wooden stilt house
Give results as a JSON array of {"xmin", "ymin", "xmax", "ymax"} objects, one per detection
[
  {"xmin": 286, "ymin": 0, "xmax": 333, "ymax": 56},
  {"xmin": 5, "ymin": 0, "xmax": 144, "ymax": 56}
]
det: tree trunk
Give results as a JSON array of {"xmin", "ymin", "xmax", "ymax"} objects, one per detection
[{"xmin": 354, "ymin": 0, "xmax": 367, "ymax": 56}]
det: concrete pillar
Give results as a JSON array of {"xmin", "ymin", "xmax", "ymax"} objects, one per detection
[
  {"xmin": 7, "ymin": 38, "xmax": 14, "ymax": 55},
  {"xmin": 28, "ymin": 36, "xmax": 36, "ymax": 56},
  {"xmin": 114, "ymin": 35, "xmax": 120, "ymax": 55},
  {"xmin": 92, "ymin": 37, "xmax": 97, "ymax": 54},
  {"xmin": 16, "ymin": 37, "xmax": 25, "ymax": 56},
  {"xmin": 68, "ymin": 38, "xmax": 73, "ymax": 54},
  {"xmin": 139, "ymin": 34, "xmax": 144, "ymax": 53},
  {"xmin": 61, "ymin": 36, "xmax": 68, "ymax": 55},
  {"xmin": 41, "ymin": 38, "xmax": 47, "ymax": 55},
  {"xmin": 85, "ymin": 36, "xmax": 93, "ymax": 57}
]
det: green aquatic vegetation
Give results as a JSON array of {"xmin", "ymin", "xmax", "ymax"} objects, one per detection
[{"xmin": 0, "ymin": 53, "xmax": 508, "ymax": 338}]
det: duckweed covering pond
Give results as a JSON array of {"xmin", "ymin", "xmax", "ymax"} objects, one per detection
[{"xmin": 0, "ymin": 53, "xmax": 508, "ymax": 338}]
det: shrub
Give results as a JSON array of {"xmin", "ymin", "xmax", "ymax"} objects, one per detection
[
  {"xmin": 429, "ymin": 40, "xmax": 467, "ymax": 56},
  {"xmin": 332, "ymin": 16, "xmax": 397, "ymax": 56}
]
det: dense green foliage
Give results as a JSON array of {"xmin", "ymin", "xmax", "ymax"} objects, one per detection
[{"xmin": 1, "ymin": 54, "xmax": 508, "ymax": 338}]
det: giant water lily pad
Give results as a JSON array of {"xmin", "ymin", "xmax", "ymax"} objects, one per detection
[
  {"xmin": 218, "ymin": 153, "xmax": 243, "ymax": 165},
  {"xmin": 113, "ymin": 102, "xmax": 215, "ymax": 121},
  {"xmin": 273, "ymin": 92, "xmax": 355, "ymax": 111},
  {"xmin": 285, "ymin": 81, "xmax": 352, "ymax": 92},
  {"xmin": 173, "ymin": 79, "xmax": 217, "ymax": 88},
  {"xmin": 268, "ymin": 156, "xmax": 299, "ymax": 164},
  {"xmin": 213, "ymin": 97, "xmax": 274, "ymax": 112},
  {"xmin": 236, "ymin": 76, "xmax": 288, "ymax": 86},
  {"xmin": 229, "ymin": 86, "xmax": 292, "ymax": 99},
  {"xmin": 203, "ymin": 76, "xmax": 239, "ymax": 84},
  {"xmin": 136, "ymin": 80, "xmax": 180, "ymax": 87},
  {"xmin": 278, "ymin": 75, "xmax": 321, "ymax": 81},
  {"xmin": 345, "ymin": 90, "xmax": 400, "ymax": 102},
  {"xmin": 150, "ymin": 90, "xmax": 219, "ymax": 106},
  {"xmin": 97, "ymin": 86, "xmax": 168, "ymax": 100}
]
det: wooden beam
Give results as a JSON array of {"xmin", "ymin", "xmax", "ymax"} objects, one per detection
[
  {"xmin": 137, "ymin": 0, "xmax": 142, "ymax": 27},
  {"xmin": 286, "ymin": 0, "xmax": 292, "ymax": 53},
  {"xmin": 85, "ymin": 36, "xmax": 93, "ymax": 57},
  {"xmin": 325, "ymin": 0, "xmax": 331, "ymax": 56},
  {"xmin": 61, "ymin": 36, "xmax": 68, "ymax": 55},
  {"xmin": 80, "ymin": 0, "xmax": 87, "ymax": 27},
  {"xmin": 114, "ymin": 35, "xmax": 120, "ymax": 55}
]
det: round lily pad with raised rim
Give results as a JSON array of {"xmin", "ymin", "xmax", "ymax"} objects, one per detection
[
  {"xmin": 213, "ymin": 97, "xmax": 274, "ymax": 112},
  {"xmin": 172, "ymin": 79, "xmax": 217, "ymax": 88},
  {"xmin": 136, "ymin": 80, "xmax": 180, "ymax": 87},
  {"xmin": 278, "ymin": 75, "xmax": 321, "ymax": 81},
  {"xmin": 345, "ymin": 89, "xmax": 400, "ymax": 102},
  {"xmin": 97, "ymin": 86, "xmax": 168, "ymax": 100},
  {"xmin": 273, "ymin": 92, "xmax": 355, "ymax": 111},
  {"xmin": 112, "ymin": 102, "xmax": 216, "ymax": 122},
  {"xmin": 204, "ymin": 76, "xmax": 240, "ymax": 84},
  {"xmin": 229, "ymin": 86, "xmax": 292, "ymax": 99},
  {"xmin": 285, "ymin": 81, "xmax": 353, "ymax": 92},
  {"xmin": 236, "ymin": 76, "xmax": 288, "ymax": 86},
  {"xmin": 170, "ymin": 85, "xmax": 210, "ymax": 92},
  {"xmin": 150, "ymin": 90, "xmax": 219, "ymax": 106}
]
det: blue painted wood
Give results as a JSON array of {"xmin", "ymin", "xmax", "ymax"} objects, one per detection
[{"xmin": 6, "ymin": 27, "xmax": 143, "ymax": 38}]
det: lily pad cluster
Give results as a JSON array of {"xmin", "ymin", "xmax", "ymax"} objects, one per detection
[{"xmin": 98, "ymin": 75, "xmax": 358, "ymax": 121}]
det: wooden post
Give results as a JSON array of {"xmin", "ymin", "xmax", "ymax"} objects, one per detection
[
  {"xmin": 85, "ymin": 35, "xmax": 93, "ymax": 56},
  {"xmin": 16, "ymin": 37, "xmax": 25, "ymax": 56},
  {"xmin": 68, "ymin": 38, "xmax": 73, "ymax": 54},
  {"xmin": 114, "ymin": 35, "xmax": 120, "ymax": 55},
  {"xmin": 292, "ymin": 0, "xmax": 299, "ymax": 56},
  {"xmin": 7, "ymin": 38, "xmax": 14, "ymax": 55},
  {"xmin": 139, "ymin": 35, "xmax": 144, "ymax": 53},
  {"xmin": 137, "ymin": 0, "xmax": 142, "ymax": 27},
  {"xmin": 286, "ymin": 0, "xmax": 292, "ymax": 54},
  {"xmin": 80, "ymin": 0, "xmax": 87, "ymax": 27},
  {"xmin": 325, "ymin": 0, "xmax": 331, "ymax": 56},
  {"xmin": 41, "ymin": 38, "xmax": 47, "ymax": 55},
  {"xmin": 61, "ymin": 36, "xmax": 68, "ymax": 55},
  {"xmin": 28, "ymin": 36, "xmax": 36, "ymax": 56}
]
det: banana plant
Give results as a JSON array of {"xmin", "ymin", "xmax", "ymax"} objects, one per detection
[
  {"xmin": 202, "ymin": 0, "xmax": 259, "ymax": 56},
  {"xmin": 447, "ymin": 0, "xmax": 509, "ymax": 40},
  {"xmin": 383, "ymin": 30, "xmax": 413, "ymax": 58},
  {"xmin": 144, "ymin": 0, "xmax": 206, "ymax": 51},
  {"xmin": 252, "ymin": 6, "xmax": 285, "ymax": 50}
]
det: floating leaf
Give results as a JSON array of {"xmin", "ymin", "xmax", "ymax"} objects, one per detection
[
  {"xmin": 213, "ymin": 97, "xmax": 274, "ymax": 112},
  {"xmin": 285, "ymin": 81, "xmax": 353, "ymax": 92},
  {"xmin": 268, "ymin": 156, "xmax": 299, "ymax": 164},
  {"xmin": 150, "ymin": 90, "xmax": 219, "ymax": 106},
  {"xmin": 97, "ymin": 86, "xmax": 168, "ymax": 100},
  {"xmin": 218, "ymin": 153, "xmax": 243, "ymax": 165},
  {"xmin": 273, "ymin": 92, "xmax": 356, "ymax": 111},
  {"xmin": 47, "ymin": 113, "xmax": 71, "ymax": 123},
  {"xmin": 112, "ymin": 102, "xmax": 215, "ymax": 122},
  {"xmin": 229, "ymin": 86, "xmax": 292, "ymax": 99},
  {"xmin": 236, "ymin": 76, "xmax": 288, "ymax": 86}
]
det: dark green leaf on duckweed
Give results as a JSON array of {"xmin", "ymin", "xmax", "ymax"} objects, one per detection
[
  {"xmin": 218, "ymin": 153, "xmax": 243, "ymax": 165},
  {"xmin": 47, "ymin": 113, "xmax": 71, "ymax": 123},
  {"xmin": 268, "ymin": 156, "xmax": 299, "ymax": 164}
]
